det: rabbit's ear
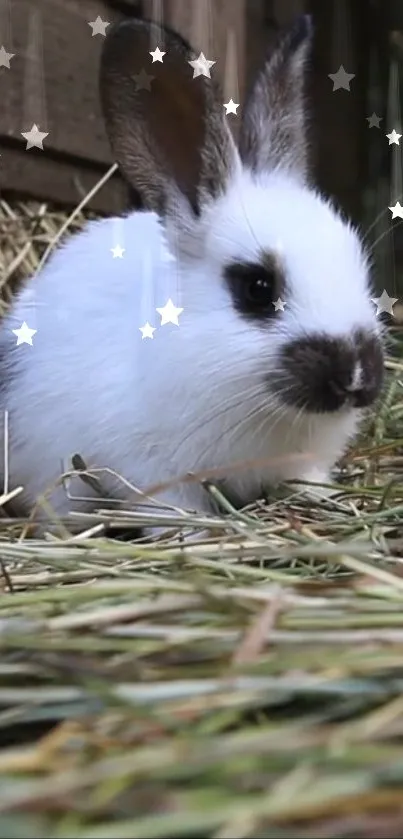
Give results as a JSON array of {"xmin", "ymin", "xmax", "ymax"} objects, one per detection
[
  {"xmin": 100, "ymin": 18, "xmax": 239, "ymax": 217},
  {"xmin": 239, "ymin": 15, "xmax": 313, "ymax": 181}
]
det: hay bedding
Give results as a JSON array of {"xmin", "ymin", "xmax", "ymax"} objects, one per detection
[{"xmin": 0, "ymin": 198, "xmax": 403, "ymax": 837}]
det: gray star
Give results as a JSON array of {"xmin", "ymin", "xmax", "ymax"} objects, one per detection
[
  {"xmin": 367, "ymin": 112, "xmax": 382, "ymax": 128},
  {"xmin": 328, "ymin": 65, "xmax": 355, "ymax": 91},
  {"xmin": 88, "ymin": 16, "xmax": 109, "ymax": 37},
  {"xmin": 371, "ymin": 289, "xmax": 398, "ymax": 316},
  {"xmin": 133, "ymin": 68, "xmax": 154, "ymax": 91},
  {"xmin": 273, "ymin": 297, "xmax": 287, "ymax": 312},
  {"xmin": 0, "ymin": 45, "xmax": 14, "ymax": 69},
  {"xmin": 21, "ymin": 124, "xmax": 49, "ymax": 150}
]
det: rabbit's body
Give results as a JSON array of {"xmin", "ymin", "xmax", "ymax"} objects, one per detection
[
  {"xmin": 0, "ymin": 173, "xmax": 369, "ymax": 525},
  {"xmin": 0, "ymin": 16, "xmax": 384, "ymax": 532}
]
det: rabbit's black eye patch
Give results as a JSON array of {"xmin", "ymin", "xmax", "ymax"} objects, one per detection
[{"xmin": 224, "ymin": 260, "xmax": 281, "ymax": 322}]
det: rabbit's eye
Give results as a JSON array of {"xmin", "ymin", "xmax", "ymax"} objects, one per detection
[
  {"xmin": 224, "ymin": 260, "xmax": 279, "ymax": 319},
  {"xmin": 245, "ymin": 272, "xmax": 275, "ymax": 307}
]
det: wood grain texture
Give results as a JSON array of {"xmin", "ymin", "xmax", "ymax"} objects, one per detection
[
  {"xmin": 307, "ymin": 0, "xmax": 368, "ymax": 222},
  {"xmin": 0, "ymin": 0, "xmax": 139, "ymax": 210},
  {"xmin": 0, "ymin": 0, "xmax": 123, "ymax": 162},
  {"xmin": 0, "ymin": 146, "xmax": 129, "ymax": 214},
  {"xmin": 0, "ymin": 0, "xmax": 366, "ymax": 222}
]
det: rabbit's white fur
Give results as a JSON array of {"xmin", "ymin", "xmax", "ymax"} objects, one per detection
[{"xmin": 0, "ymin": 169, "xmax": 376, "ymax": 528}]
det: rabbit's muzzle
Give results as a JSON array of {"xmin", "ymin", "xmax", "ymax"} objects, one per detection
[{"xmin": 276, "ymin": 329, "xmax": 384, "ymax": 414}]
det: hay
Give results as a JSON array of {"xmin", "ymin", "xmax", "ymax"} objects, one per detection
[
  {"xmin": 1, "ymin": 197, "xmax": 403, "ymax": 837},
  {"xmin": 0, "ymin": 197, "xmax": 95, "ymax": 298}
]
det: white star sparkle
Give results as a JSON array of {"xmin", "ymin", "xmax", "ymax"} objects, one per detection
[
  {"xmin": 223, "ymin": 99, "xmax": 239, "ymax": 115},
  {"xmin": 156, "ymin": 299, "xmax": 184, "ymax": 326},
  {"xmin": 386, "ymin": 129, "xmax": 402, "ymax": 145},
  {"xmin": 111, "ymin": 244, "xmax": 125, "ymax": 258},
  {"xmin": 150, "ymin": 46, "xmax": 165, "ymax": 63},
  {"xmin": 389, "ymin": 201, "xmax": 403, "ymax": 219},
  {"xmin": 188, "ymin": 52, "xmax": 216, "ymax": 79},
  {"xmin": 12, "ymin": 322, "xmax": 37, "ymax": 346},
  {"xmin": 139, "ymin": 322, "xmax": 156, "ymax": 339}
]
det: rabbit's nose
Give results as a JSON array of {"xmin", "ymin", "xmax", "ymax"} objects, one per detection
[
  {"xmin": 278, "ymin": 330, "xmax": 384, "ymax": 414},
  {"xmin": 329, "ymin": 365, "xmax": 377, "ymax": 409}
]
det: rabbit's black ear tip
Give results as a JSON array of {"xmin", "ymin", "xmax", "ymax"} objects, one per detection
[{"xmin": 289, "ymin": 14, "xmax": 314, "ymax": 51}]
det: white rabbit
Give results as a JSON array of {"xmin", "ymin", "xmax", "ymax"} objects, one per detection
[{"xmin": 0, "ymin": 15, "xmax": 384, "ymax": 534}]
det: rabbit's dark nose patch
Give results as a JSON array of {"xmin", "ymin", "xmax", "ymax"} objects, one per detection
[{"xmin": 277, "ymin": 330, "xmax": 384, "ymax": 414}]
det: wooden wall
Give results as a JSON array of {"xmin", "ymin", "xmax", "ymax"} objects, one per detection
[
  {"xmin": 308, "ymin": 0, "xmax": 370, "ymax": 224},
  {"xmin": 0, "ymin": 0, "xmax": 136, "ymax": 213},
  {"xmin": 0, "ymin": 0, "xmax": 248, "ymax": 213},
  {"xmin": 0, "ymin": 0, "xmax": 371, "ymax": 223}
]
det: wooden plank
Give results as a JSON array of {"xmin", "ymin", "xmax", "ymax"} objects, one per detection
[
  {"xmin": 0, "ymin": 0, "xmax": 247, "ymax": 209},
  {"xmin": 0, "ymin": 0, "xmax": 127, "ymax": 164},
  {"xmin": 0, "ymin": 0, "xmax": 143, "ymax": 209},
  {"xmin": 307, "ymin": 0, "xmax": 369, "ymax": 223},
  {"xmin": 0, "ymin": 146, "xmax": 129, "ymax": 214}
]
